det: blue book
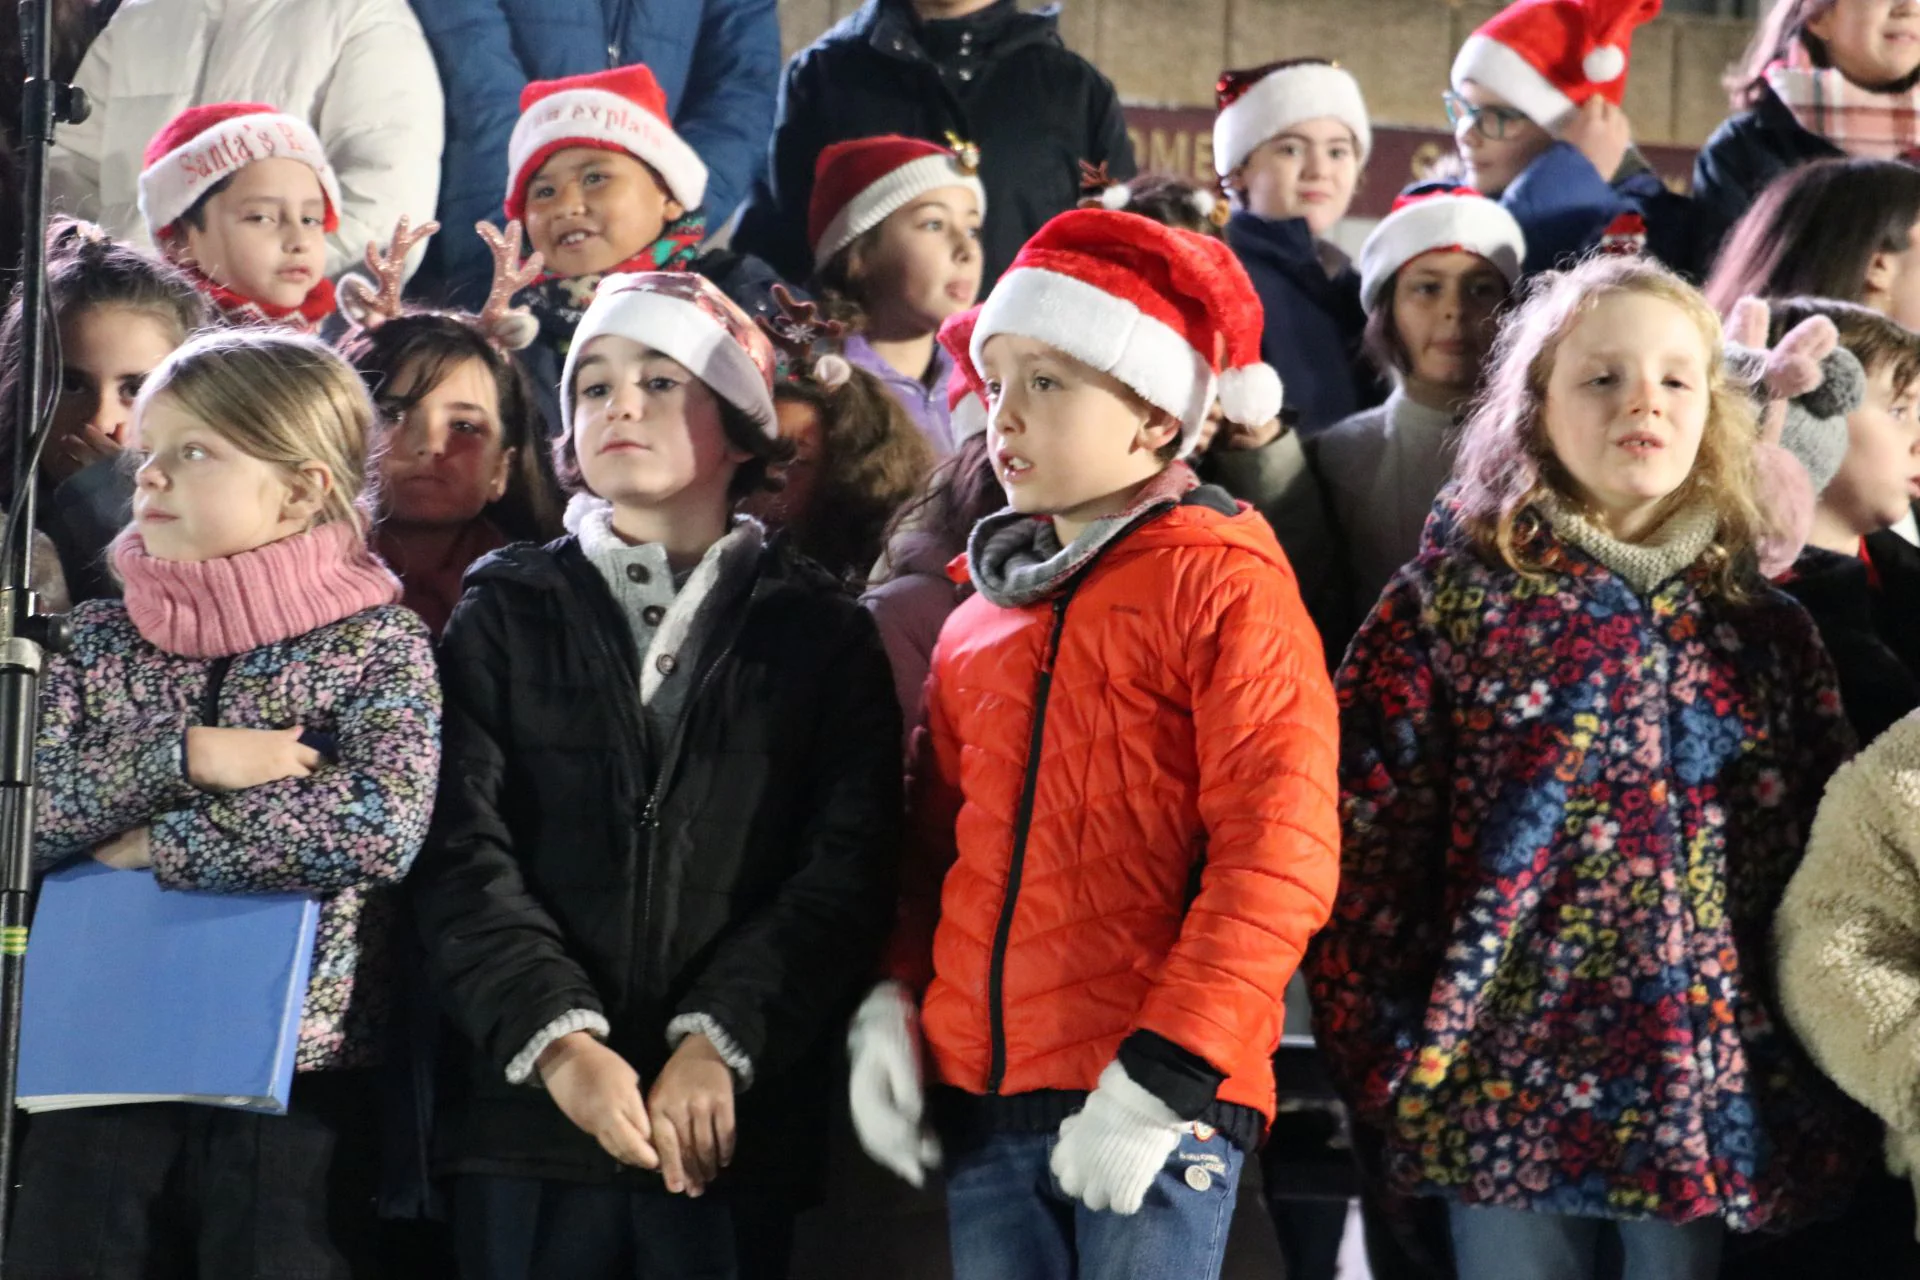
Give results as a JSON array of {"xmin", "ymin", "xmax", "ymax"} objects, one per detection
[{"xmin": 18, "ymin": 863, "xmax": 319, "ymax": 1114}]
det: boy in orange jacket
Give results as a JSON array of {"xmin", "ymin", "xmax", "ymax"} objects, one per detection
[{"xmin": 847, "ymin": 208, "xmax": 1341, "ymax": 1280}]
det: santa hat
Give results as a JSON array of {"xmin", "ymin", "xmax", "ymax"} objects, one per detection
[
  {"xmin": 970, "ymin": 209, "xmax": 1283, "ymax": 458},
  {"xmin": 505, "ymin": 64, "xmax": 708, "ymax": 223},
  {"xmin": 1451, "ymin": 0, "xmax": 1663, "ymax": 132},
  {"xmin": 938, "ymin": 306, "xmax": 988, "ymax": 441},
  {"xmin": 809, "ymin": 134, "xmax": 987, "ymax": 271},
  {"xmin": 1358, "ymin": 183, "xmax": 1526, "ymax": 311},
  {"xmin": 138, "ymin": 103, "xmax": 341, "ymax": 240},
  {"xmin": 1213, "ymin": 59, "xmax": 1371, "ymax": 178},
  {"xmin": 559, "ymin": 271, "xmax": 777, "ymax": 439}
]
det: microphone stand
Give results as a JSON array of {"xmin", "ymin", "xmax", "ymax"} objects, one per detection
[{"xmin": 0, "ymin": 0, "xmax": 84, "ymax": 1261}]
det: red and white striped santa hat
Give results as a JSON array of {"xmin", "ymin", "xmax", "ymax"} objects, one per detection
[
  {"xmin": 1358, "ymin": 183, "xmax": 1526, "ymax": 311},
  {"xmin": 938, "ymin": 305, "xmax": 988, "ymax": 441},
  {"xmin": 1452, "ymin": 0, "xmax": 1663, "ymax": 132},
  {"xmin": 971, "ymin": 209, "xmax": 1283, "ymax": 458},
  {"xmin": 505, "ymin": 64, "xmax": 708, "ymax": 223},
  {"xmin": 808, "ymin": 134, "xmax": 987, "ymax": 271},
  {"xmin": 138, "ymin": 103, "xmax": 341, "ymax": 240}
]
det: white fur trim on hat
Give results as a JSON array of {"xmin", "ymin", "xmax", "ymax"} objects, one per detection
[
  {"xmin": 510, "ymin": 87, "xmax": 708, "ymax": 211},
  {"xmin": 1358, "ymin": 195, "xmax": 1527, "ymax": 311},
  {"xmin": 813, "ymin": 153, "xmax": 986, "ymax": 269},
  {"xmin": 951, "ymin": 392, "xmax": 988, "ymax": 441},
  {"xmin": 1451, "ymin": 33, "xmax": 1578, "ymax": 132},
  {"xmin": 559, "ymin": 284, "xmax": 776, "ymax": 439},
  {"xmin": 971, "ymin": 266, "xmax": 1217, "ymax": 454},
  {"xmin": 137, "ymin": 113, "xmax": 341, "ymax": 239},
  {"xmin": 1214, "ymin": 63, "xmax": 1372, "ymax": 177}
]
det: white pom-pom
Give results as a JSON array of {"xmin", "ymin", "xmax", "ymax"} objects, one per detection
[
  {"xmin": 1099, "ymin": 184, "xmax": 1132, "ymax": 211},
  {"xmin": 1216, "ymin": 362, "xmax": 1283, "ymax": 427},
  {"xmin": 1583, "ymin": 44, "xmax": 1626, "ymax": 84}
]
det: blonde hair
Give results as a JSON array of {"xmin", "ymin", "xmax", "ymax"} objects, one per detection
[
  {"xmin": 137, "ymin": 329, "xmax": 379, "ymax": 535},
  {"xmin": 1451, "ymin": 255, "xmax": 1763, "ymax": 599}
]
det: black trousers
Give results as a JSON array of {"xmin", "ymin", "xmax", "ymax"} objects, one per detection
[
  {"xmin": 453, "ymin": 1175, "xmax": 796, "ymax": 1280},
  {"xmin": 5, "ymin": 1070, "xmax": 388, "ymax": 1279}
]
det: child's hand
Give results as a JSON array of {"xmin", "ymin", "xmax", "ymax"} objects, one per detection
[
  {"xmin": 538, "ymin": 1032, "xmax": 659, "ymax": 1169},
  {"xmin": 1563, "ymin": 97, "xmax": 1631, "ymax": 183},
  {"xmin": 92, "ymin": 826, "xmax": 151, "ymax": 870},
  {"xmin": 647, "ymin": 1033, "xmax": 737, "ymax": 1196},
  {"xmin": 1218, "ymin": 416, "xmax": 1283, "ymax": 451},
  {"xmin": 51, "ymin": 423, "xmax": 123, "ymax": 484},
  {"xmin": 185, "ymin": 726, "xmax": 323, "ymax": 793}
]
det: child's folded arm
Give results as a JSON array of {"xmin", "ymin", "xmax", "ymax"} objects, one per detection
[
  {"xmin": 668, "ymin": 611, "xmax": 907, "ymax": 1088},
  {"xmin": 147, "ymin": 614, "xmax": 440, "ymax": 896},
  {"xmin": 1129, "ymin": 567, "xmax": 1342, "ymax": 1104},
  {"xmin": 1503, "ymin": 141, "xmax": 1635, "ymax": 276}
]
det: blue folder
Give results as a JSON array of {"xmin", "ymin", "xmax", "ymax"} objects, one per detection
[{"xmin": 18, "ymin": 863, "xmax": 319, "ymax": 1114}]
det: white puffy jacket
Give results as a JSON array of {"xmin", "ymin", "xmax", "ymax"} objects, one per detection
[{"xmin": 49, "ymin": 0, "xmax": 444, "ymax": 280}]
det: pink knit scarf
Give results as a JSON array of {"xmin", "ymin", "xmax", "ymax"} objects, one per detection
[{"xmin": 113, "ymin": 522, "xmax": 401, "ymax": 658}]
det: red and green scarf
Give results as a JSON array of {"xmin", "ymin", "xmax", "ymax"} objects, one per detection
[{"xmin": 527, "ymin": 209, "xmax": 708, "ymax": 359}]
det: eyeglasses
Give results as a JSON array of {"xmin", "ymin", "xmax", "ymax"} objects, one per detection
[{"xmin": 1443, "ymin": 92, "xmax": 1530, "ymax": 141}]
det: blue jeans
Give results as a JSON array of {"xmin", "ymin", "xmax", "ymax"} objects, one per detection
[
  {"xmin": 946, "ymin": 1125, "xmax": 1244, "ymax": 1280},
  {"xmin": 1448, "ymin": 1203, "xmax": 1726, "ymax": 1280}
]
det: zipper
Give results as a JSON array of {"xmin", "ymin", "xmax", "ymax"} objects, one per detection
[{"xmin": 198, "ymin": 656, "xmax": 232, "ymax": 727}]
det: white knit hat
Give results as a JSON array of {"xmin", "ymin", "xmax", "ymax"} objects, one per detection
[
  {"xmin": 1358, "ymin": 184, "xmax": 1526, "ymax": 311},
  {"xmin": 1213, "ymin": 59, "xmax": 1372, "ymax": 178}
]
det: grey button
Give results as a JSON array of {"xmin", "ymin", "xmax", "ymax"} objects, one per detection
[
  {"xmin": 959, "ymin": 68, "xmax": 973, "ymax": 81},
  {"xmin": 626, "ymin": 563, "xmax": 650, "ymax": 584},
  {"xmin": 643, "ymin": 605, "xmax": 666, "ymax": 626},
  {"xmin": 656, "ymin": 653, "xmax": 677, "ymax": 675}
]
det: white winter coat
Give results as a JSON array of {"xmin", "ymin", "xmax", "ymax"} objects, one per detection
[{"xmin": 49, "ymin": 0, "xmax": 444, "ymax": 280}]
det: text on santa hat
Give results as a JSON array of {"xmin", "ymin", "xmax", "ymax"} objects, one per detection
[{"xmin": 176, "ymin": 120, "xmax": 324, "ymax": 186}]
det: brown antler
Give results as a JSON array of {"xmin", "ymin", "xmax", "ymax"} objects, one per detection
[
  {"xmin": 476, "ymin": 221, "xmax": 544, "ymax": 351},
  {"xmin": 338, "ymin": 215, "xmax": 439, "ymax": 331},
  {"xmin": 756, "ymin": 283, "xmax": 845, "ymax": 363},
  {"xmin": 1079, "ymin": 159, "xmax": 1114, "ymax": 193}
]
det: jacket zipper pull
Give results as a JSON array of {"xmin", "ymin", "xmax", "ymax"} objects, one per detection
[{"xmin": 1040, "ymin": 597, "xmax": 1069, "ymax": 674}]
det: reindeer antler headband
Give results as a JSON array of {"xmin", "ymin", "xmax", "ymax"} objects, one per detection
[
  {"xmin": 338, "ymin": 218, "xmax": 544, "ymax": 352},
  {"xmin": 756, "ymin": 283, "xmax": 852, "ymax": 391}
]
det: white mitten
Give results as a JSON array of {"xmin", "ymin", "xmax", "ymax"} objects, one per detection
[
  {"xmin": 848, "ymin": 980, "xmax": 941, "ymax": 1187},
  {"xmin": 1049, "ymin": 1060, "xmax": 1185, "ymax": 1214}
]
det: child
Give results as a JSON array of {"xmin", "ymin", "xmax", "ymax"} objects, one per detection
[
  {"xmin": 504, "ymin": 64, "xmax": 791, "ymax": 434},
  {"xmin": 409, "ymin": 270, "xmax": 904, "ymax": 1280},
  {"xmin": 1306, "ymin": 254, "xmax": 1871, "ymax": 1280},
  {"xmin": 1695, "ymin": 0, "xmax": 1920, "ymax": 260},
  {"xmin": 809, "ymin": 134, "xmax": 985, "ymax": 455},
  {"xmin": 1448, "ymin": 0, "xmax": 1698, "ymax": 277},
  {"xmin": 9, "ymin": 328, "xmax": 441, "ymax": 1276},
  {"xmin": 1769, "ymin": 297, "xmax": 1920, "ymax": 742},
  {"xmin": 137, "ymin": 103, "xmax": 346, "ymax": 331},
  {"xmin": 1215, "ymin": 57, "xmax": 1381, "ymax": 434},
  {"xmin": 339, "ymin": 224, "xmax": 565, "ymax": 638},
  {"xmin": 1081, "ymin": 170, "xmax": 1232, "ymax": 237},
  {"xmin": 0, "ymin": 219, "xmax": 210, "ymax": 607},
  {"xmin": 848, "ymin": 209, "xmax": 1340, "ymax": 1280},
  {"xmin": 1311, "ymin": 184, "xmax": 1525, "ymax": 648}
]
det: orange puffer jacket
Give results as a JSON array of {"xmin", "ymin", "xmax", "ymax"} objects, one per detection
[{"xmin": 891, "ymin": 496, "xmax": 1341, "ymax": 1128}]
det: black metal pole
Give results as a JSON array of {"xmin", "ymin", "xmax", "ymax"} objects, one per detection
[{"xmin": 0, "ymin": 0, "xmax": 83, "ymax": 1264}]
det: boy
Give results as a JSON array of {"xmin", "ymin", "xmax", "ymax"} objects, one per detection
[
  {"xmin": 1772, "ymin": 297, "xmax": 1920, "ymax": 743},
  {"xmin": 847, "ymin": 209, "xmax": 1341, "ymax": 1280},
  {"xmin": 1449, "ymin": 0, "xmax": 1705, "ymax": 277},
  {"xmin": 137, "ymin": 103, "xmax": 344, "ymax": 330},
  {"xmin": 503, "ymin": 64, "xmax": 788, "ymax": 429}
]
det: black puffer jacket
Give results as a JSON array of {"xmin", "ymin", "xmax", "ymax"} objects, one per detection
[
  {"xmin": 1691, "ymin": 85, "xmax": 1844, "ymax": 263},
  {"xmin": 732, "ymin": 0, "xmax": 1136, "ymax": 289},
  {"xmin": 412, "ymin": 534, "xmax": 904, "ymax": 1191},
  {"xmin": 1779, "ymin": 546, "xmax": 1920, "ymax": 744}
]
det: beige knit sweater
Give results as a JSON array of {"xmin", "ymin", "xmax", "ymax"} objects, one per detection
[{"xmin": 1777, "ymin": 711, "xmax": 1920, "ymax": 1234}]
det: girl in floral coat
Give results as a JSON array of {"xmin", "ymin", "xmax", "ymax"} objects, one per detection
[{"xmin": 1307, "ymin": 254, "xmax": 1870, "ymax": 1280}]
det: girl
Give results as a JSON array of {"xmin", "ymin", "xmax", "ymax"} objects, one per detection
[
  {"xmin": 1306, "ymin": 254, "xmax": 1871, "ymax": 1280},
  {"xmin": 1214, "ymin": 57, "xmax": 1382, "ymax": 434},
  {"xmin": 1310, "ymin": 184, "xmax": 1524, "ymax": 648},
  {"xmin": 0, "ymin": 218, "xmax": 209, "ymax": 605},
  {"xmin": 410, "ymin": 271, "xmax": 903, "ymax": 1280},
  {"xmin": 809, "ymin": 134, "xmax": 984, "ymax": 457},
  {"xmin": 11, "ymin": 329, "xmax": 441, "ymax": 1277},
  {"xmin": 1079, "ymin": 171, "xmax": 1231, "ymax": 238},
  {"xmin": 1695, "ymin": 0, "xmax": 1920, "ymax": 258}
]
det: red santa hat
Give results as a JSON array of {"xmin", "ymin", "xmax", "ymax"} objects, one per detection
[
  {"xmin": 809, "ymin": 134, "xmax": 987, "ymax": 271},
  {"xmin": 970, "ymin": 210, "xmax": 1283, "ymax": 458},
  {"xmin": 938, "ymin": 305, "xmax": 988, "ymax": 441},
  {"xmin": 138, "ymin": 103, "xmax": 341, "ymax": 240},
  {"xmin": 505, "ymin": 64, "xmax": 708, "ymax": 223},
  {"xmin": 1358, "ymin": 183, "xmax": 1527, "ymax": 311},
  {"xmin": 1451, "ymin": 0, "xmax": 1663, "ymax": 132},
  {"xmin": 1213, "ymin": 59, "xmax": 1371, "ymax": 178}
]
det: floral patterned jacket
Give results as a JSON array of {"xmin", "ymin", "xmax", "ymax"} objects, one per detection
[
  {"xmin": 33, "ymin": 600, "xmax": 440, "ymax": 1071},
  {"xmin": 1306, "ymin": 503, "xmax": 1870, "ymax": 1231}
]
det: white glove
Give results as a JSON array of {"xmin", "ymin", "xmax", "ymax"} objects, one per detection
[
  {"xmin": 848, "ymin": 980, "xmax": 941, "ymax": 1187},
  {"xmin": 1049, "ymin": 1060, "xmax": 1185, "ymax": 1214}
]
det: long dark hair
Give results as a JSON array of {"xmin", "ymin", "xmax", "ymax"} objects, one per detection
[
  {"xmin": 1702, "ymin": 158, "xmax": 1920, "ymax": 313},
  {"xmin": 340, "ymin": 313, "xmax": 564, "ymax": 542},
  {"xmin": 871, "ymin": 431, "xmax": 999, "ymax": 586},
  {"xmin": 0, "ymin": 218, "xmax": 210, "ymax": 502}
]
